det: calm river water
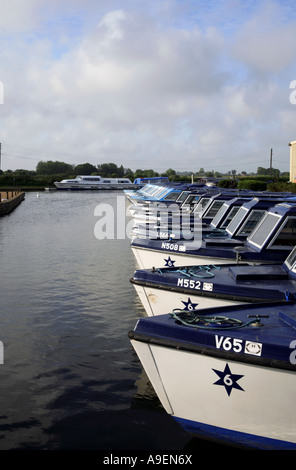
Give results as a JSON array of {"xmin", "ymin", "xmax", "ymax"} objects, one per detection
[{"xmin": 0, "ymin": 190, "xmax": 220, "ymax": 459}]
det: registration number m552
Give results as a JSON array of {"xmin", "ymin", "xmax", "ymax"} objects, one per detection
[{"xmin": 177, "ymin": 278, "xmax": 213, "ymax": 291}]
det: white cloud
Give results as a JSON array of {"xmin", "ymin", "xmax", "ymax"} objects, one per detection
[
  {"xmin": 0, "ymin": 0, "xmax": 41, "ymax": 33},
  {"xmin": 232, "ymin": 2, "xmax": 296, "ymax": 75},
  {"xmin": 0, "ymin": 0, "xmax": 295, "ymax": 173}
]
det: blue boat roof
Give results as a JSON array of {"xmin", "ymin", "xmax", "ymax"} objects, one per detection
[
  {"xmin": 131, "ymin": 253, "xmax": 296, "ymax": 303},
  {"xmin": 226, "ymin": 197, "xmax": 292, "ymax": 237},
  {"xmin": 131, "ymin": 201, "xmax": 296, "ymax": 263},
  {"xmin": 133, "ymin": 176, "xmax": 170, "ymax": 184}
]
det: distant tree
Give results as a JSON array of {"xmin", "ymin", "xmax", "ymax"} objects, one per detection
[
  {"xmin": 165, "ymin": 168, "xmax": 176, "ymax": 178},
  {"xmin": 97, "ymin": 163, "xmax": 119, "ymax": 177},
  {"xmin": 142, "ymin": 169, "xmax": 159, "ymax": 177},
  {"xmin": 218, "ymin": 179, "xmax": 238, "ymax": 188},
  {"xmin": 118, "ymin": 165, "xmax": 125, "ymax": 177},
  {"xmin": 124, "ymin": 168, "xmax": 133, "ymax": 177},
  {"xmin": 36, "ymin": 160, "xmax": 74, "ymax": 175},
  {"xmin": 238, "ymin": 180, "xmax": 267, "ymax": 190},
  {"xmin": 280, "ymin": 172, "xmax": 289, "ymax": 178},
  {"xmin": 257, "ymin": 166, "xmax": 280, "ymax": 177},
  {"xmin": 257, "ymin": 166, "xmax": 268, "ymax": 175},
  {"xmin": 134, "ymin": 169, "xmax": 159, "ymax": 178},
  {"xmin": 267, "ymin": 181, "xmax": 296, "ymax": 192},
  {"xmin": 73, "ymin": 163, "xmax": 97, "ymax": 175}
]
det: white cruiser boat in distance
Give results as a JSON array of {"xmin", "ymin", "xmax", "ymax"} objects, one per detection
[{"xmin": 54, "ymin": 175, "xmax": 139, "ymax": 190}]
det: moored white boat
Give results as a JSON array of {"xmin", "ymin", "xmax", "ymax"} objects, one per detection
[
  {"xmin": 130, "ymin": 195, "xmax": 253, "ymax": 240},
  {"xmin": 129, "ymin": 301, "xmax": 296, "ymax": 449},
  {"xmin": 131, "ymin": 196, "xmax": 296, "ymax": 242},
  {"xmin": 131, "ymin": 245, "xmax": 296, "ymax": 316},
  {"xmin": 54, "ymin": 175, "xmax": 137, "ymax": 190},
  {"xmin": 131, "ymin": 203, "xmax": 296, "ymax": 269}
]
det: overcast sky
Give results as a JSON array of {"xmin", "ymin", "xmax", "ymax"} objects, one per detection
[{"xmin": 0, "ymin": 0, "xmax": 296, "ymax": 174}]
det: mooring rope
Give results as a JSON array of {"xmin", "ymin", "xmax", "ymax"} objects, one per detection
[
  {"xmin": 170, "ymin": 308, "xmax": 263, "ymax": 330},
  {"xmin": 157, "ymin": 264, "xmax": 221, "ymax": 278}
]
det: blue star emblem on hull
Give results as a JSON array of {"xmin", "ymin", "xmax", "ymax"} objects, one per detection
[
  {"xmin": 181, "ymin": 297, "xmax": 198, "ymax": 311},
  {"xmin": 212, "ymin": 363, "xmax": 244, "ymax": 396},
  {"xmin": 164, "ymin": 256, "xmax": 175, "ymax": 267}
]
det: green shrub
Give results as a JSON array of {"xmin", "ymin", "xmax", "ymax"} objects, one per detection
[
  {"xmin": 238, "ymin": 180, "xmax": 267, "ymax": 191},
  {"xmin": 267, "ymin": 182, "xmax": 296, "ymax": 193},
  {"xmin": 218, "ymin": 179, "xmax": 238, "ymax": 188}
]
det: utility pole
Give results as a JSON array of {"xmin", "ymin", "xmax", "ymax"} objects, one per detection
[
  {"xmin": 270, "ymin": 148, "xmax": 273, "ymax": 177},
  {"xmin": 0, "ymin": 142, "xmax": 1, "ymax": 171}
]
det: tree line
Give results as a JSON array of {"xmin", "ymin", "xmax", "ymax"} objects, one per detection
[{"xmin": 0, "ymin": 160, "xmax": 290, "ymax": 188}]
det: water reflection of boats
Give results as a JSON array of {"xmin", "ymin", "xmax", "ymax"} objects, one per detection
[{"xmin": 131, "ymin": 368, "xmax": 163, "ymax": 410}]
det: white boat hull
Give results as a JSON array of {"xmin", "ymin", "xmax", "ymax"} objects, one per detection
[
  {"xmin": 54, "ymin": 175, "xmax": 137, "ymax": 190},
  {"xmin": 55, "ymin": 182, "xmax": 136, "ymax": 190},
  {"xmin": 131, "ymin": 245, "xmax": 235, "ymax": 269},
  {"xmin": 131, "ymin": 340, "xmax": 296, "ymax": 448},
  {"xmin": 133, "ymin": 284, "xmax": 245, "ymax": 316}
]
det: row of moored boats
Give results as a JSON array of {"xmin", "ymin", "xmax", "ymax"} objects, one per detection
[{"xmin": 124, "ymin": 180, "xmax": 296, "ymax": 449}]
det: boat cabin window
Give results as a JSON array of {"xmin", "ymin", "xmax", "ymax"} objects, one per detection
[
  {"xmin": 143, "ymin": 186, "xmax": 154, "ymax": 194},
  {"xmin": 220, "ymin": 206, "xmax": 240, "ymax": 228},
  {"xmin": 211, "ymin": 203, "xmax": 229, "ymax": 227},
  {"xmin": 80, "ymin": 176, "xmax": 101, "ymax": 181},
  {"xmin": 248, "ymin": 213, "xmax": 296, "ymax": 249},
  {"xmin": 226, "ymin": 206, "xmax": 248, "ymax": 235},
  {"xmin": 191, "ymin": 197, "xmax": 211, "ymax": 213},
  {"xmin": 247, "ymin": 212, "xmax": 281, "ymax": 248},
  {"xmin": 267, "ymin": 216, "xmax": 296, "ymax": 248},
  {"xmin": 203, "ymin": 200, "xmax": 226, "ymax": 218},
  {"xmin": 284, "ymin": 246, "xmax": 296, "ymax": 271},
  {"xmin": 153, "ymin": 187, "xmax": 167, "ymax": 197},
  {"xmin": 143, "ymin": 186, "xmax": 157, "ymax": 195},
  {"xmin": 183, "ymin": 194, "xmax": 200, "ymax": 208},
  {"xmin": 157, "ymin": 187, "xmax": 169, "ymax": 195},
  {"xmin": 176, "ymin": 191, "xmax": 190, "ymax": 203},
  {"xmin": 236, "ymin": 210, "xmax": 265, "ymax": 236},
  {"xmin": 162, "ymin": 191, "xmax": 180, "ymax": 201}
]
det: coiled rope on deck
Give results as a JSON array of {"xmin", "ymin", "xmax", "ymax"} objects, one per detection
[
  {"xmin": 170, "ymin": 308, "xmax": 262, "ymax": 330},
  {"xmin": 157, "ymin": 264, "xmax": 221, "ymax": 278}
]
